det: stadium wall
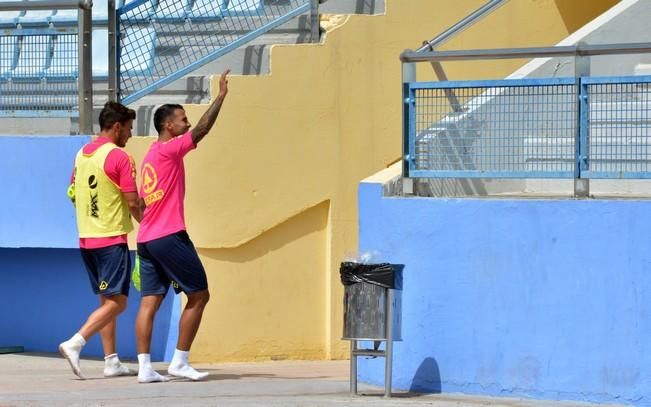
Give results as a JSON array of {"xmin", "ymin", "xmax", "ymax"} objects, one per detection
[
  {"xmin": 127, "ymin": 0, "xmax": 615, "ymax": 362},
  {"xmin": 0, "ymin": 0, "xmax": 618, "ymax": 363},
  {"xmin": 357, "ymin": 166, "xmax": 651, "ymax": 406},
  {"xmin": 0, "ymin": 137, "xmax": 175, "ymax": 361}
]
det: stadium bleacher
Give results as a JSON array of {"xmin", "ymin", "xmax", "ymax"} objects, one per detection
[{"xmin": 0, "ymin": 0, "xmax": 263, "ymax": 81}]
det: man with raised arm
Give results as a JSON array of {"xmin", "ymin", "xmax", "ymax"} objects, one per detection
[
  {"xmin": 60, "ymin": 101, "xmax": 142, "ymax": 379},
  {"xmin": 134, "ymin": 70, "xmax": 230, "ymax": 383}
]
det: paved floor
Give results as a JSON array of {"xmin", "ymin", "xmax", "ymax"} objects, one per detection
[{"xmin": 0, "ymin": 353, "xmax": 625, "ymax": 407}]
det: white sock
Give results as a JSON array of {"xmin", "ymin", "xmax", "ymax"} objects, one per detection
[
  {"xmin": 105, "ymin": 353, "xmax": 119, "ymax": 364},
  {"xmin": 70, "ymin": 333, "xmax": 87, "ymax": 348},
  {"xmin": 170, "ymin": 349, "xmax": 189, "ymax": 366},
  {"xmin": 104, "ymin": 353, "xmax": 137, "ymax": 377},
  {"xmin": 168, "ymin": 349, "xmax": 209, "ymax": 381},
  {"xmin": 137, "ymin": 353, "xmax": 168, "ymax": 383},
  {"xmin": 59, "ymin": 333, "xmax": 86, "ymax": 379}
]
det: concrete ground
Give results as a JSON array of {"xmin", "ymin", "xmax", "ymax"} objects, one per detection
[{"xmin": 0, "ymin": 353, "xmax": 625, "ymax": 407}]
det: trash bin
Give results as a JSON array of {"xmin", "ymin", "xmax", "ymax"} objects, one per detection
[
  {"xmin": 340, "ymin": 262, "xmax": 402, "ymax": 341},
  {"xmin": 340, "ymin": 261, "xmax": 403, "ymax": 397}
]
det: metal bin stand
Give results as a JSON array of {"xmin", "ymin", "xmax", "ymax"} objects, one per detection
[{"xmin": 342, "ymin": 277, "xmax": 402, "ymax": 398}]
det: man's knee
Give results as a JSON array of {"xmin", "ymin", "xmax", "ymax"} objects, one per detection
[
  {"xmin": 105, "ymin": 295, "xmax": 128, "ymax": 314},
  {"xmin": 139, "ymin": 295, "xmax": 163, "ymax": 314},
  {"xmin": 188, "ymin": 290, "xmax": 210, "ymax": 308}
]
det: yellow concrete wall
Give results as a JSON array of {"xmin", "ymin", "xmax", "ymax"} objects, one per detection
[{"xmin": 126, "ymin": 0, "xmax": 618, "ymax": 362}]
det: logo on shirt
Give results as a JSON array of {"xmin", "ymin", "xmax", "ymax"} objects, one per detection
[
  {"xmin": 99, "ymin": 281, "xmax": 108, "ymax": 291},
  {"xmin": 142, "ymin": 163, "xmax": 165, "ymax": 205},
  {"xmin": 129, "ymin": 155, "xmax": 136, "ymax": 180},
  {"xmin": 88, "ymin": 174, "xmax": 99, "ymax": 218},
  {"xmin": 88, "ymin": 175, "xmax": 98, "ymax": 189},
  {"xmin": 142, "ymin": 164, "xmax": 158, "ymax": 193}
]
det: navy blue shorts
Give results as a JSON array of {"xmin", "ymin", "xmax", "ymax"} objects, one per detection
[
  {"xmin": 80, "ymin": 243, "xmax": 131, "ymax": 296},
  {"xmin": 137, "ymin": 231, "xmax": 208, "ymax": 296}
]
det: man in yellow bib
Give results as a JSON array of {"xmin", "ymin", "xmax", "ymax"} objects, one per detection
[{"xmin": 59, "ymin": 102, "xmax": 143, "ymax": 379}]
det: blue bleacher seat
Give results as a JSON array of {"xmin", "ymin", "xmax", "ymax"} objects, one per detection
[
  {"xmin": 50, "ymin": 0, "xmax": 116, "ymax": 24},
  {"xmin": 154, "ymin": 0, "xmax": 191, "ymax": 20},
  {"xmin": 119, "ymin": 0, "xmax": 154, "ymax": 21},
  {"xmin": 12, "ymin": 35, "xmax": 50, "ymax": 79},
  {"xmin": 43, "ymin": 27, "xmax": 157, "ymax": 79},
  {"xmin": 16, "ymin": 9, "xmax": 54, "ymax": 25},
  {"xmin": 0, "ymin": 36, "xmax": 17, "ymax": 79},
  {"xmin": 120, "ymin": 27, "xmax": 156, "ymax": 76},
  {"xmin": 0, "ymin": 10, "xmax": 23, "ymax": 27},
  {"xmin": 45, "ymin": 34, "xmax": 78, "ymax": 79},
  {"xmin": 188, "ymin": 0, "xmax": 225, "ymax": 20},
  {"xmin": 49, "ymin": 9, "xmax": 77, "ymax": 24},
  {"xmin": 223, "ymin": 0, "xmax": 263, "ymax": 16}
]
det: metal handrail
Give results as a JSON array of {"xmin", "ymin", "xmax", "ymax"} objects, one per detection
[
  {"xmin": 412, "ymin": 0, "xmax": 507, "ymax": 113},
  {"xmin": 0, "ymin": 0, "xmax": 90, "ymax": 11},
  {"xmin": 402, "ymin": 42, "xmax": 651, "ymax": 62},
  {"xmin": 0, "ymin": 0, "xmax": 93, "ymax": 134},
  {"xmin": 401, "ymin": 42, "xmax": 651, "ymax": 197},
  {"xmin": 417, "ymin": 0, "xmax": 507, "ymax": 53}
]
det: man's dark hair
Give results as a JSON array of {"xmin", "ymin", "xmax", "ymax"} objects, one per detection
[
  {"xmin": 153, "ymin": 104, "xmax": 184, "ymax": 133},
  {"xmin": 98, "ymin": 101, "xmax": 136, "ymax": 130}
]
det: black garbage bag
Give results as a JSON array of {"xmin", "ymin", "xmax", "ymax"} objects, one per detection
[{"xmin": 339, "ymin": 262, "xmax": 397, "ymax": 289}]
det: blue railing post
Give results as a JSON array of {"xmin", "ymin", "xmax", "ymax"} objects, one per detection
[
  {"xmin": 402, "ymin": 61, "xmax": 416, "ymax": 195},
  {"xmin": 574, "ymin": 43, "xmax": 590, "ymax": 197}
]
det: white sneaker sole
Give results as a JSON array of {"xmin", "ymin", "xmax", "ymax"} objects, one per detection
[
  {"xmin": 168, "ymin": 369, "xmax": 209, "ymax": 381},
  {"xmin": 138, "ymin": 375, "xmax": 170, "ymax": 384},
  {"xmin": 58, "ymin": 344, "xmax": 84, "ymax": 380},
  {"xmin": 104, "ymin": 369, "xmax": 138, "ymax": 378}
]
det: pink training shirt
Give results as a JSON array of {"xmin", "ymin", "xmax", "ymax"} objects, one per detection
[
  {"xmin": 137, "ymin": 131, "xmax": 196, "ymax": 243},
  {"xmin": 70, "ymin": 137, "xmax": 137, "ymax": 249}
]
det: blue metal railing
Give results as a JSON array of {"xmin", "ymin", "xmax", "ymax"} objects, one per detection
[
  {"xmin": 0, "ymin": 30, "xmax": 78, "ymax": 117},
  {"xmin": 582, "ymin": 76, "xmax": 651, "ymax": 179},
  {"xmin": 406, "ymin": 75, "xmax": 651, "ymax": 180},
  {"xmin": 1, "ymin": 0, "xmax": 317, "ymax": 117},
  {"xmin": 0, "ymin": 0, "xmax": 95, "ymax": 125},
  {"xmin": 117, "ymin": 0, "xmax": 314, "ymax": 104}
]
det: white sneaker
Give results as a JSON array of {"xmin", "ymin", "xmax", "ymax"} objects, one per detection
[
  {"xmin": 138, "ymin": 369, "xmax": 170, "ymax": 383},
  {"xmin": 168, "ymin": 363, "xmax": 209, "ymax": 381},
  {"xmin": 104, "ymin": 362, "xmax": 137, "ymax": 377},
  {"xmin": 58, "ymin": 341, "xmax": 84, "ymax": 379}
]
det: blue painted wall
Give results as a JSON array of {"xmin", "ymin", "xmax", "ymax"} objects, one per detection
[
  {"xmin": 0, "ymin": 136, "xmax": 89, "ymax": 248},
  {"xmin": 357, "ymin": 181, "xmax": 651, "ymax": 406},
  {"xmin": 0, "ymin": 248, "xmax": 175, "ymax": 361},
  {"xmin": 0, "ymin": 137, "xmax": 177, "ymax": 362}
]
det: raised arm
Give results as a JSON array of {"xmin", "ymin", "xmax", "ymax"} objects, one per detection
[{"xmin": 191, "ymin": 69, "xmax": 230, "ymax": 145}]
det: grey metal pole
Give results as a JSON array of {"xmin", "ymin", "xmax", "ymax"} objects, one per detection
[
  {"xmin": 309, "ymin": 0, "xmax": 319, "ymax": 43},
  {"xmin": 401, "ymin": 42, "xmax": 651, "ymax": 63},
  {"xmin": 384, "ymin": 288, "xmax": 394, "ymax": 398},
  {"xmin": 402, "ymin": 62, "xmax": 416, "ymax": 195},
  {"xmin": 574, "ymin": 43, "xmax": 590, "ymax": 198},
  {"xmin": 350, "ymin": 340, "xmax": 357, "ymax": 394},
  {"xmin": 430, "ymin": 61, "xmax": 463, "ymax": 112},
  {"xmin": 108, "ymin": 0, "xmax": 117, "ymax": 102},
  {"xmin": 0, "ymin": 0, "xmax": 81, "ymax": 10},
  {"xmin": 417, "ymin": 0, "xmax": 507, "ymax": 53},
  {"xmin": 78, "ymin": 1, "xmax": 93, "ymax": 135}
]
